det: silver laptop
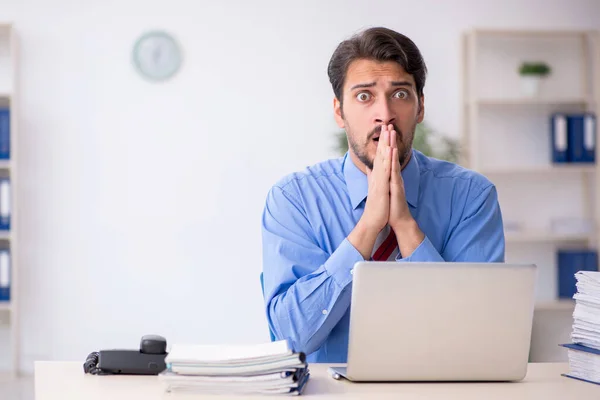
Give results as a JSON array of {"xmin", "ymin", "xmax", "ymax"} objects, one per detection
[{"xmin": 329, "ymin": 262, "xmax": 537, "ymax": 382}]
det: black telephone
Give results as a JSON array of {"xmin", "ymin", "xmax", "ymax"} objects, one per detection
[{"xmin": 83, "ymin": 334, "xmax": 168, "ymax": 375}]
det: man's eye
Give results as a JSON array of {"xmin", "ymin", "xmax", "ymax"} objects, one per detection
[
  {"xmin": 356, "ymin": 92, "xmax": 371, "ymax": 102},
  {"xmin": 394, "ymin": 90, "xmax": 409, "ymax": 99}
]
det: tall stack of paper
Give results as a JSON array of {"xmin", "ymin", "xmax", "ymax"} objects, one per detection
[
  {"xmin": 561, "ymin": 270, "xmax": 600, "ymax": 385},
  {"xmin": 159, "ymin": 340, "xmax": 309, "ymax": 395}
]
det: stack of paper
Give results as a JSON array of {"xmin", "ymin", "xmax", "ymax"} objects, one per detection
[
  {"xmin": 561, "ymin": 270, "xmax": 600, "ymax": 385},
  {"xmin": 159, "ymin": 340, "xmax": 309, "ymax": 395},
  {"xmin": 571, "ymin": 271, "xmax": 600, "ymax": 350}
]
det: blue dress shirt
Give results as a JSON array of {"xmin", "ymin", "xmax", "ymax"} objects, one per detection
[{"xmin": 261, "ymin": 149, "xmax": 505, "ymax": 363}]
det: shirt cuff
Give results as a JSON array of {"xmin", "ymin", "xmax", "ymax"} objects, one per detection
[
  {"xmin": 324, "ymin": 238, "xmax": 364, "ymax": 289},
  {"xmin": 396, "ymin": 236, "xmax": 444, "ymax": 262}
]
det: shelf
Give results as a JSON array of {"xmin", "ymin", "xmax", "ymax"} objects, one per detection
[
  {"xmin": 470, "ymin": 97, "xmax": 590, "ymax": 106},
  {"xmin": 535, "ymin": 299, "xmax": 575, "ymax": 311},
  {"xmin": 480, "ymin": 165, "xmax": 595, "ymax": 175},
  {"xmin": 506, "ymin": 231, "xmax": 593, "ymax": 243},
  {"xmin": 0, "ymin": 160, "xmax": 11, "ymax": 169},
  {"xmin": 0, "ymin": 231, "xmax": 10, "ymax": 240},
  {"xmin": 0, "ymin": 302, "xmax": 11, "ymax": 312},
  {"xmin": 471, "ymin": 28, "xmax": 595, "ymax": 38},
  {"xmin": 0, "ymin": 95, "xmax": 10, "ymax": 108}
]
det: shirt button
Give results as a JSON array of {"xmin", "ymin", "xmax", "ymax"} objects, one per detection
[{"xmin": 322, "ymin": 309, "xmax": 328, "ymax": 315}]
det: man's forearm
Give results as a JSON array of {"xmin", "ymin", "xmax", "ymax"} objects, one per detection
[
  {"xmin": 266, "ymin": 239, "xmax": 362, "ymax": 355},
  {"xmin": 347, "ymin": 219, "xmax": 381, "ymax": 260},
  {"xmin": 392, "ymin": 219, "xmax": 425, "ymax": 258}
]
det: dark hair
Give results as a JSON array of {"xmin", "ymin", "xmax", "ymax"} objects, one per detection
[{"xmin": 327, "ymin": 27, "xmax": 427, "ymax": 106}]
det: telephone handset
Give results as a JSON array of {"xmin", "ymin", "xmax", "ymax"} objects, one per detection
[{"xmin": 83, "ymin": 334, "xmax": 168, "ymax": 375}]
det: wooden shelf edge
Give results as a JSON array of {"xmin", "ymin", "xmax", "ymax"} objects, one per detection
[
  {"xmin": 481, "ymin": 166, "xmax": 596, "ymax": 175},
  {"xmin": 506, "ymin": 231, "xmax": 594, "ymax": 243},
  {"xmin": 470, "ymin": 28, "xmax": 597, "ymax": 37},
  {"xmin": 535, "ymin": 300, "xmax": 575, "ymax": 311},
  {"xmin": 469, "ymin": 98, "xmax": 591, "ymax": 106}
]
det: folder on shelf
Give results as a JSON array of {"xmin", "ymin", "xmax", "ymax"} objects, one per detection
[
  {"xmin": 557, "ymin": 250, "xmax": 599, "ymax": 299},
  {"xmin": 0, "ymin": 178, "xmax": 10, "ymax": 230},
  {"xmin": 0, "ymin": 249, "xmax": 9, "ymax": 302},
  {"xmin": 0, "ymin": 108, "xmax": 8, "ymax": 160},
  {"xmin": 568, "ymin": 113, "xmax": 596, "ymax": 163},
  {"xmin": 550, "ymin": 113, "xmax": 569, "ymax": 163}
]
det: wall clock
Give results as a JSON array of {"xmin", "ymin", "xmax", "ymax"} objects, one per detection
[{"xmin": 132, "ymin": 30, "xmax": 182, "ymax": 81}]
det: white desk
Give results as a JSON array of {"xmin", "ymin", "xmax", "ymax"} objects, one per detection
[{"xmin": 35, "ymin": 362, "xmax": 598, "ymax": 399}]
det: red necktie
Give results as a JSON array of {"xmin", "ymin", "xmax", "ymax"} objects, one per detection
[{"xmin": 371, "ymin": 226, "xmax": 398, "ymax": 261}]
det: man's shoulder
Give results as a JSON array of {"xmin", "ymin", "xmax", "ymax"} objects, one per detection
[
  {"xmin": 270, "ymin": 156, "xmax": 345, "ymax": 196},
  {"xmin": 415, "ymin": 151, "xmax": 494, "ymax": 193}
]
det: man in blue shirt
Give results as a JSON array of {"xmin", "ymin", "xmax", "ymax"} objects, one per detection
[{"xmin": 261, "ymin": 27, "xmax": 505, "ymax": 363}]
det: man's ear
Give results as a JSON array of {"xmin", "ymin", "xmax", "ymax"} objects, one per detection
[
  {"xmin": 334, "ymin": 97, "xmax": 345, "ymax": 128},
  {"xmin": 417, "ymin": 95, "xmax": 425, "ymax": 123}
]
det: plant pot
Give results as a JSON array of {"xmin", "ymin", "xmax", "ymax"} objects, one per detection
[{"xmin": 520, "ymin": 75, "xmax": 542, "ymax": 97}]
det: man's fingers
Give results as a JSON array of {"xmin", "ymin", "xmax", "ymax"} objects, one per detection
[
  {"xmin": 391, "ymin": 148, "xmax": 399, "ymax": 184},
  {"xmin": 376, "ymin": 125, "xmax": 386, "ymax": 159},
  {"xmin": 383, "ymin": 147, "xmax": 392, "ymax": 175},
  {"xmin": 389, "ymin": 129, "xmax": 397, "ymax": 149},
  {"xmin": 383, "ymin": 124, "xmax": 390, "ymax": 146}
]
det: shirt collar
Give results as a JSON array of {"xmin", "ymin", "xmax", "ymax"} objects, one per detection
[{"xmin": 343, "ymin": 149, "xmax": 421, "ymax": 210}]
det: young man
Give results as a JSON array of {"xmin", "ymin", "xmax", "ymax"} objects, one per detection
[{"xmin": 261, "ymin": 27, "xmax": 505, "ymax": 363}]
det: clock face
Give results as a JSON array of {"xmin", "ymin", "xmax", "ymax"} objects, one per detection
[{"xmin": 132, "ymin": 31, "xmax": 182, "ymax": 81}]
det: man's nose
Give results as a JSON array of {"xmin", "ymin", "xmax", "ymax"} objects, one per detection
[{"xmin": 373, "ymin": 99, "xmax": 396, "ymax": 126}]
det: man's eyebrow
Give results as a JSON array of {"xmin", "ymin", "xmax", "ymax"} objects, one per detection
[
  {"xmin": 391, "ymin": 81, "xmax": 413, "ymax": 87},
  {"xmin": 349, "ymin": 82, "xmax": 376, "ymax": 91},
  {"xmin": 349, "ymin": 81, "xmax": 414, "ymax": 91}
]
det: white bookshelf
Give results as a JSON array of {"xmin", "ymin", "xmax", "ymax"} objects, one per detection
[
  {"xmin": 462, "ymin": 29, "xmax": 599, "ymax": 361},
  {"xmin": 0, "ymin": 23, "xmax": 18, "ymax": 376}
]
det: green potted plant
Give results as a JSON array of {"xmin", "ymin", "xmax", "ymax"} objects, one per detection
[
  {"xmin": 518, "ymin": 61, "xmax": 551, "ymax": 97},
  {"xmin": 334, "ymin": 121, "xmax": 460, "ymax": 163}
]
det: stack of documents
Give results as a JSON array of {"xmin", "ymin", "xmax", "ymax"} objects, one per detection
[
  {"xmin": 160, "ymin": 340, "xmax": 309, "ymax": 395},
  {"xmin": 561, "ymin": 270, "xmax": 600, "ymax": 385}
]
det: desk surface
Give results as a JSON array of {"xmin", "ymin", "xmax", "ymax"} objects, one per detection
[{"xmin": 35, "ymin": 362, "xmax": 598, "ymax": 399}]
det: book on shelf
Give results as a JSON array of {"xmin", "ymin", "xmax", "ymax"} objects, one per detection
[
  {"xmin": 160, "ymin": 339, "xmax": 309, "ymax": 395},
  {"xmin": 0, "ymin": 108, "xmax": 9, "ymax": 160},
  {"xmin": 0, "ymin": 249, "xmax": 9, "ymax": 301},
  {"xmin": 561, "ymin": 270, "xmax": 600, "ymax": 385},
  {"xmin": 0, "ymin": 178, "xmax": 9, "ymax": 230}
]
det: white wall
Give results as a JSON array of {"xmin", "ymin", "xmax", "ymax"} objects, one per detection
[{"xmin": 0, "ymin": 0, "xmax": 599, "ymax": 373}]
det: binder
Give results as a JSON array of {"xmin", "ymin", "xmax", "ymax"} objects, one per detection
[
  {"xmin": 550, "ymin": 113, "xmax": 569, "ymax": 163},
  {"xmin": 568, "ymin": 113, "xmax": 596, "ymax": 163},
  {"xmin": 0, "ymin": 249, "xmax": 9, "ymax": 302},
  {"xmin": 560, "ymin": 344, "xmax": 600, "ymax": 385},
  {"xmin": 583, "ymin": 113, "xmax": 596, "ymax": 163},
  {"xmin": 0, "ymin": 108, "xmax": 8, "ymax": 160},
  {"xmin": 557, "ymin": 250, "xmax": 598, "ymax": 299},
  {"xmin": 0, "ymin": 178, "xmax": 10, "ymax": 230}
]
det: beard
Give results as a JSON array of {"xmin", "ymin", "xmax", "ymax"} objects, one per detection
[{"xmin": 347, "ymin": 123, "xmax": 414, "ymax": 170}]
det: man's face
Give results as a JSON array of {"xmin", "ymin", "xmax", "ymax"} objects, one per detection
[{"xmin": 334, "ymin": 59, "xmax": 424, "ymax": 171}]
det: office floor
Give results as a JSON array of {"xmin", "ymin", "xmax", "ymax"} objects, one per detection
[{"xmin": 0, "ymin": 374, "xmax": 33, "ymax": 400}]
